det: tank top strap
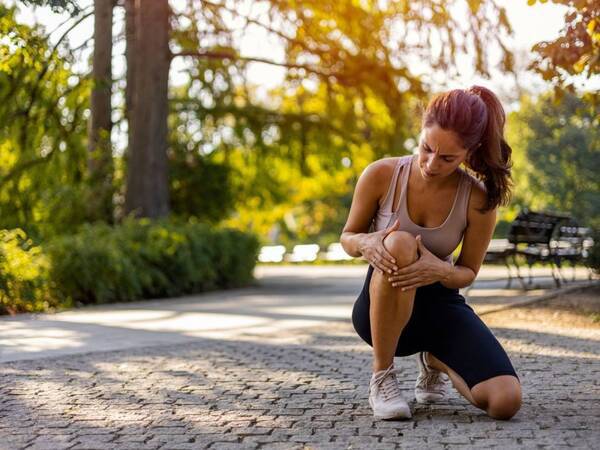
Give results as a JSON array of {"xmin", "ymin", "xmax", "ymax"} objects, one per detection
[
  {"xmin": 397, "ymin": 154, "xmax": 413, "ymax": 210},
  {"xmin": 454, "ymin": 171, "xmax": 473, "ymax": 227},
  {"xmin": 379, "ymin": 158, "xmax": 403, "ymax": 211},
  {"xmin": 382, "ymin": 155, "xmax": 413, "ymax": 228}
]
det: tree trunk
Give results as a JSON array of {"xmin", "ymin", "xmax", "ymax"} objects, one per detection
[
  {"xmin": 87, "ymin": 0, "xmax": 114, "ymax": 223},
  {"xmin": 124, "ymin": 0, "xmax": 135, "ymax": 161},
  {"xmin": 124, "ymin": 0, "xmax": 170, "ymax": 218}
]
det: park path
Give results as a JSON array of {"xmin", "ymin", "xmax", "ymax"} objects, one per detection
[{"xmin": 0, "ymin": 265, "xmax": 598, "ymax": 449}]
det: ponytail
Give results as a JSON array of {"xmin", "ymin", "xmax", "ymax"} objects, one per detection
[{"xmin": 422, "ymin": 85, "xmax": 514, "ymax": 213}]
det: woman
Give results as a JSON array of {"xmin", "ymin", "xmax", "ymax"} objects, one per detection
[{"xmin": 340, "ymin": 86, "xmax": 521, "ymax": 421}]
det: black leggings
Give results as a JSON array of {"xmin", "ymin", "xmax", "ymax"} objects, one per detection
[{"xmin": 352, "ymin": 265, "xmax": 519, "ymax": 389}]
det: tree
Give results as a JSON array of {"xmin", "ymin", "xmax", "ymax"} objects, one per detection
[
  {"xmin": 123, "ymin": 0, "xmax": 170, "ymax": 218},
  {"xmin": 123, "ymin": 0, "xmax": 518, "ymax": 220},
  {"xmin": 87, "ymin": 0, "xmax": 114, "ymax": 223},
  {"xmin": 10, "ymin": 0, "xmax": 521, "ymax": 232},
  {"xmin": 506, "ymin": 90, "xmax": 599, "ymax": 229},
  {"xmin": 0, "ymin": 5, "xmax": 91, "ymax": 239}
]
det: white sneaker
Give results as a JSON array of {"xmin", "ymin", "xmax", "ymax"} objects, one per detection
[
  {"xmin": 368, "ymin": 363, "xmax": 412, "ymax": 420},
  {"xmin": 414, "ymin": 352, "xmax": 449, "ymax": 404}
]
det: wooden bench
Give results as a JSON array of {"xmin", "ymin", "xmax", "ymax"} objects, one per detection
[
  {"xmin": 551, "ymin": 218, "xmax": 594, "ymax": 284},
  {"xmin": 483, "ymin": 209, "xmax": 594, "ymax": 289}
]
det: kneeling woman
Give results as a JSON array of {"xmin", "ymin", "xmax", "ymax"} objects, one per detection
[{"xmin": 340, "ymin": 86, "xmax": 521, "ymax": 420}]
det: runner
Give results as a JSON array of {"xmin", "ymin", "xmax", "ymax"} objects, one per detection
[{"xmin": 340, "ymin": 86, "xmax": 521, "ymax": 420}]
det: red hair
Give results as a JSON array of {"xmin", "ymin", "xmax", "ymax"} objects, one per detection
[{"xmin": 422, "ymin": 85, "xmax": 513, "ymax": 213}]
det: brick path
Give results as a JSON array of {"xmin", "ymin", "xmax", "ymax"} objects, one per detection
[
  {"xmin": 0, "ymin": 266, "xmax": 600, "ymax": 450},
  {"xmin": 1, "ymin": 316, "xmax": 598, "ymax": 449}
]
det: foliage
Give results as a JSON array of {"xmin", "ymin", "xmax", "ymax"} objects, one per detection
[
  {"xmin": 168, "ymin": 0, "xmax": 517, "ymax": 244},
  {"xmin": 0, "ymin": 5, "xmax": 91, "ymax": 241},
  {"xmin": 47, "ymin": 217, "xmax": 260, "ymax": 306},
  {"xmin": 0, "ymin": 229, "xmax": 60, "ymax": 314},
  {"xmin": 527, "ymin": 0, "xmax": 599, "ymax": 103},
  {"xmin": 505, "ymin": 90, "xmax": 599, "ymax": 231},
  {"xmin": 167, "ymin": 96, "xmax": 236, "ymax": 223},
  {"xmin": 17, "ymin": 0, "xmax": 81, "ymax": 15},
  {"xmin": 0, "ymin": 219, "xmax": 260, "ymax": 314}
]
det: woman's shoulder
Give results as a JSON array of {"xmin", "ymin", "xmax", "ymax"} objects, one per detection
[
  {"xmin": 366, "ymin": 155, "xmax": 412, "ymax": 174},
  {"xmin": 461, "ymin": 169, "xmax": 494, "ymax": 217},
  {"xmin": 359, "ymin": 156, "xmax": 407, "ymax": 201}
]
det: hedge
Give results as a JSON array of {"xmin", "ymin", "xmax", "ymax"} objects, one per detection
[{"xmin": 0, "ymin": 218, "xmax": 260, "ymax": 315}]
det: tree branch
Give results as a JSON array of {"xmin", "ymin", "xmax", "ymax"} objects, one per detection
[{"xmin": 172, "ymin": 49, "xmax": 351, "ymax": 83}]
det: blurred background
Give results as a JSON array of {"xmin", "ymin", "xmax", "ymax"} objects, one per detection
[{"xmin": 1, "ymin": 0, "xmax": 598, "ymax": 313}]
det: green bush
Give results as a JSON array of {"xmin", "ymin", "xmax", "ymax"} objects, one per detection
[
  {"xmin": 0, "ymin": 229, "xmax": 62, "ymax": 314},
  {"xmin": 0, "ymin": 219, "xmax": 260, "ymax": 314}
]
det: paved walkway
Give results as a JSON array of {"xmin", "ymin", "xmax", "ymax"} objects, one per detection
[{"xmin": 0, "ymin": 265, "xmax": 598, "ymax": 449}]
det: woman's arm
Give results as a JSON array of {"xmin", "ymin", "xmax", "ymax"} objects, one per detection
[
  {"xmin": 340, "ymin": 160, "xmax": 391, "ymax": 257},
  {"xmin": 441, "ymin": 182, "xmax": 498, "ymax": 289}
]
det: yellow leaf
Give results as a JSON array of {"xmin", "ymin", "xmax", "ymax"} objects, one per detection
[
  {"xmin": 587, "ymin": 19, "xmax": 596, "ymax": 35},
  {"xmin": 573, "ymin": 54, "xmax": 590, "ymax": 73}
]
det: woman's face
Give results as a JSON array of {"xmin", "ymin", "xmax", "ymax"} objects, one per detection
[{"xmin": 416, "ymin": 124, "xmax": 469, "ymax": 181}]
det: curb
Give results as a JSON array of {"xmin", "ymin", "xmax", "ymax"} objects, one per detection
[{"xmin": 477, "ymin": 279, "xmax": 600, "ymax": 316}]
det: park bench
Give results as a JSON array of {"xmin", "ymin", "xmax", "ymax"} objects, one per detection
[
  {"xmin": 286, "ymin": 244, "xmax": 320, "ymax": 262},
  {"xmin": 258, "ymin": 245, "xmax": 286, "ymax": 263},
  {"xmin": 483, "ymin": 209, "xmax": 594, "ymax": 289},
  {"xmin": 551, "ymin": 217, "xmax": 594, "ymax": 284}
]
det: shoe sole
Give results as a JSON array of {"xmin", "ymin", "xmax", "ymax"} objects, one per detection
[
  {"xmin": 369, "ymin": 397, "xmax": 412, "ymax": 420},
  {"xmin": 415, "ymin": 392, "xmax": 445, "ymax": 404},
  {"xmin": 373, "ymin": 411, "xmax": 412, "ymax": 420}
]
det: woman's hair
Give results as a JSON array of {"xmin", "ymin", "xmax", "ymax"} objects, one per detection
[{"xmin": 421, "ymin": 85, "xmax": 513, "ymax": 213}]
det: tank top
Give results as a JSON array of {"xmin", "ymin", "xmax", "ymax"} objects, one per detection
[{"xmin": 369, "ymin": 154, "xmax": 473, "ymax": 263}]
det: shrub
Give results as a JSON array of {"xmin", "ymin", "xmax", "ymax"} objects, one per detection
[
  {"xmin": 0, "ymin": 219, "xmax": 260, "ymax": 314},
  {"xmin": 0, "ymin": 229, "xmax": 59, "ymax": 314}
]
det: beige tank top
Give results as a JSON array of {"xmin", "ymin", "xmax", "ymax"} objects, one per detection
[{"xmin": 369, "ymin": 154, "xmax": 473, "ymax": 263}]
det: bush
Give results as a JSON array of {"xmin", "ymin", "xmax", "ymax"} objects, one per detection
[
  {"xmin": 0, "ymin": 229, "xmax": 61, "ymax": 314},
  {"xmin": 0, "ymin": 219, "xmax": 260, "ymax": 314}
]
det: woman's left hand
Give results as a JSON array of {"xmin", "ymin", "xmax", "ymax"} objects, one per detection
[{"xmin": 387, "ymin": 235, "xmax": 452, "ymax": 291}]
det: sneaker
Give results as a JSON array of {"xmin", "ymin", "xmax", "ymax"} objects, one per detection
[
  {"xmin": 368, "ymin": 363, "xmax": 412, "ymax": 420},
  {"xmin": 414, "ymin": 352, "xmax": 449, "ymax": 404}
]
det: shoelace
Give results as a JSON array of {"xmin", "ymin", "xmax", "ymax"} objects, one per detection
[
  {"xmin": 417, "ymin": 353, "xmax": 448, "ymax": 392},
  {"xmin": 372, "ymin": 365, "xmax": 404, "ymax": 401},
  {"xmin": 419, "ymin": 371, "xmax": 444, "ymax": 389}
]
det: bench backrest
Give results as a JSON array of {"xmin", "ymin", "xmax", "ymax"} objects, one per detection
[
  {"xmin": 554, "ymin": 219, "xmax": 592, "ymax": 247},
  {"xmin": 508, "ymin": 209, "xmax": 571, "ymax": 246}
]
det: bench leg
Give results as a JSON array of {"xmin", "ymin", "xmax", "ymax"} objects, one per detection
[
  {"xmin": 503, "ymin": 256, "xmax": 513, "ymax": 289},
  {"xmin": 512, "ymin": 254, "xmax": 528, "ymax": 290},
  {"xmin": 550, "ymin": 259, "xmax": 562, "ymax": 288}
]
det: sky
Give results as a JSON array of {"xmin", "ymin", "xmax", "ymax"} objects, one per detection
[{"xmin": 9, "ymin": 0, "xmax": 598, "ymax": 151}]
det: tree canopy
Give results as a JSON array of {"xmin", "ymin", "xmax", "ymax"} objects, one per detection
[{"xmin": 506, "ymin": 90, "xmax": 599, "ymax": 229}]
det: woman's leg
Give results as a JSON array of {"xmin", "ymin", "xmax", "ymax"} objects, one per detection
[
  {"xmin": 426, "ymin": 344, "xmax": 522, "ymax": 420},
  {"xmin": 370, "ymin": 231, "xmax": 419, "ymax": 372},
  {"xmin": 425, "ymin": 353, "xmax": 477, "ymax": 404}
]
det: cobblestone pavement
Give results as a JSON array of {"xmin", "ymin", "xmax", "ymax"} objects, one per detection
[{"xmin": 1, "ymin": 310, "xmax": 599, "ymax": 450}]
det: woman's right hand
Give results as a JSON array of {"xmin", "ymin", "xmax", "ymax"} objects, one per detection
[{"xmin": 359, "ymin": 218, "xmax": 401, "ymax": 274}]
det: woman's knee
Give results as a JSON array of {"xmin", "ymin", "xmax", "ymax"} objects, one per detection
[
  {"xmin": 472, "ymin": 376, "xmax": 522, "ymax": 420},
  {"xmin": 383, "ymin": 231, "xmax": 418, "ymax": 266}
]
